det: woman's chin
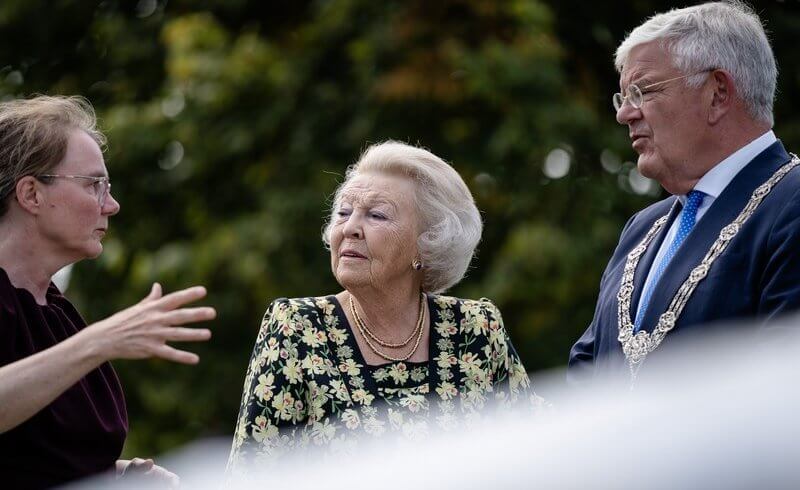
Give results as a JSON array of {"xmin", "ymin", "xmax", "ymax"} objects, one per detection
[{"xmin": 335, "ymin": 270, "xmax": 370, "ymax": 290}]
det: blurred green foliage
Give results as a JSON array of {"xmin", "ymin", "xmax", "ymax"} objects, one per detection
[{"xmin": 1, "ymin": 0, "xmax": 798, "ymax": 456}]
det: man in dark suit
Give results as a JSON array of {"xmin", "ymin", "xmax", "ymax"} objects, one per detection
[{"xmin": 569, "ymin": 1, "xmax": 800, "ymax": 383}]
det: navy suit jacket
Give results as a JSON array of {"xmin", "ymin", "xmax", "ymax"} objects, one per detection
[{"xmin": 569, "ymin": 140, "xmax": 800, "ymax": 381}]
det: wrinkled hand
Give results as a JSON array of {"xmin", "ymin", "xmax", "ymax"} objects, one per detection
[
  {"xmin": 84, "ymin": 283, "xmax": 215, "ymax": 365},
  {"xmin": 117, "ymin": 458, "xmax": 180, "ymax": 488}
]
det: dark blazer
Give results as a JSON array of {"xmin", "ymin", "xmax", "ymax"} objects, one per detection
[{"xmin": 569, "ymin": 140, "xmax": 800, "ymax": 381}]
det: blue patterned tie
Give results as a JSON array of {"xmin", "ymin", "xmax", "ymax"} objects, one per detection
[{"xmin": 634, "ymin": 190, "xmax": 706, "ymax": 333}]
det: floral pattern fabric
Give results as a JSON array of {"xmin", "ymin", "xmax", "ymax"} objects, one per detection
[{"xmin": 228, "ymin": 294, "xmax": 534, "ymax": 472}]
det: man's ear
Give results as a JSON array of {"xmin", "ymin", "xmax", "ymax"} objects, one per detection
[
  {"xmin": 708, "ymin": 69, "xmax": 736, "ymax": 125},
  {"xmin": 15, "ymin": 176, "xmax": 44, "ymax": 215}
]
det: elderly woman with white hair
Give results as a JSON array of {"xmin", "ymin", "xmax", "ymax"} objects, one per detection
[{"xmin": 229, "ymin": 141, "xmax": 533, "ymax": 468}]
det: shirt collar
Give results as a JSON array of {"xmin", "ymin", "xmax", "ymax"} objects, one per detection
[{"xmin": 678, "ymin": 130, "xmax": 776, "ymax": 204}]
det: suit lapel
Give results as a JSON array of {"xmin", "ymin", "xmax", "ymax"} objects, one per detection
[
  {"xmin": 638, "ymin": 140, "xmax": 791, "ymax": 332},
  {"xmin": 630, "ymin": 199, "xmax": 680, "ymax": 319}
]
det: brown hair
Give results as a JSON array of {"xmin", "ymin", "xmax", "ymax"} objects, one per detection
[{"xmin": 0, "ymin": 95, "xmax": 105, "ymax": 217}]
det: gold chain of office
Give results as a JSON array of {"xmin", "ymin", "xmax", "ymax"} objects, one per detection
[{"xmin": 616, "ymin": 154, "xmax": 800, "ymax": 381}]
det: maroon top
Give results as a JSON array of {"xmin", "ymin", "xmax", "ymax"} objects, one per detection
[{"xmin": 0, "ymin": 268, "xmax": 128, "ymax": 489}]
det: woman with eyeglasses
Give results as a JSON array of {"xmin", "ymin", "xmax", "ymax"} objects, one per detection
[{"xmin": 0, "ymin": 95, "xmax": 216, "ymax": 488}]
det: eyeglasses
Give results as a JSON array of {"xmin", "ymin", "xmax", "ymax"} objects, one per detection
[
  {"xmin": 612, "ymin": 69, "xmax": 714, "ymax": 112},
  {"xmin": 38, "ymin": 174, "xmax": 112, "ymax": 208}
]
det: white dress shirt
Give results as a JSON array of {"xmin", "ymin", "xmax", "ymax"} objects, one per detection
[{"xmin": 635, "ymin": 130, "xmax": 777, "ymax": 320}]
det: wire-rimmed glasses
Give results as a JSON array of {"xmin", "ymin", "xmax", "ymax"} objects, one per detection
[
  {"xmin": 38, "ymin": 174, "xmax": 112, "ymax": 208},
  {"xmin": 612, "ymin": 70, "xmax": 715, "ymax": 112}
]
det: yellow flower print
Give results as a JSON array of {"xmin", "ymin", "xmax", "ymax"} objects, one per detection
[
  {"xmin": 437, "ymin": 367, "xmax": 454, "ymax": 380},
  {"xmin": 464, "ymin": 386, "xmax": 487, "ymax": 407},
  {"xmin": 488, "ymin": 328, "xmax": 504, "ymax": 348},
  {"xmin": 388, "ymin": 363, "xmax": 409, "ymax": 384},
  {"xmin": 301, "ymin": 354, "xmax": 326, "ymax": 375},
  {"xmin": 434, "ymin": 352, "xmax": 457, "ymax": 369},
  {"xmin": 251, "ymin": 415, "xmax": 279, "ymax": 443},
  {"xmin": 351, "ymin": 388, "xmax": 375, "ymax": 406},
  {"xmin": 329, "ymin": 379, "xmax": 351, "ymax": 402},
  {"xmin": 434, "ymin": 296, "xmax": 458, "ymax": 307},
  {"xmin": 460, "ymin": 301, "xmax": 483, "ymax": 318},
  {"xmin": 341, "ymin": 409, "xmax": 361, "ymax": 429},
  {"xmin": 327, "ymin": 326, "xmax": 348, "ymax": 345},
  {"xmin": 399, "ymin": 393, "xmax": 426, "ymax": 413},
  {"xmin": 509, "ymin": 361, "xmax": 531, "ymax": 391},
  {"xmin": 410, "ymin": 367, "xmax": 426, "ymax": 382},
  {"xmin": 436, "ymin": 338, "xmax": 454, "ymax": 351},
  {"xmin": 292, "ymin": 399, "xmax": 306, "ymax": 424},
  {"xmin": 254, "ymin": 373, "xmax": 275, "ymax": 402},
  {"xmin": 282, "ymin": 358, "xmax": 303, "ymax": 384},
  {"xmin": 462, "ymin": 311, "xmax": 488, "ymax": 336},
  {"xmin": 338, "ymin": 358, "xmax": 362, "ymax": 376},
  {"xmin": 435, "ymin": 381, "xmax": 458, "ymax": 400},
  {"xmin": 311, "ymin": 419, "xmax": 337, "ymax": 444},
  {"xmin": 271, "ymin": 390, "xmax": 296, "ymax": 421},
  {"xmin": 233, "ymin": 414, "xmax": 248, "ymax": 448},
  {"xmin": 458, "ymin": 352, "xmax": 482, "ymax": 375},
  {"xmin": 435, "ymin": 320, "xmax": 458, "ymax": 337},
  {"xmin": 315, "ymin": 298, "xmax": 335, "ymax": 316},
  {"xmin": 301, "ymin": 326, "xmax": 324, "ymax": 348},
  {"xmin": 262, "ymin": 337, "xmax": 280, "ymax": 363},
  {"xmin": 373, "ymin": 367, "xmax": 390, "ymax": 382}
]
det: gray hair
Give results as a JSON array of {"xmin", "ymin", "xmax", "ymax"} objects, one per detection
[
  {"xmin": 0, "ymin": 95, "xmax": 105, "ymax": 218},
  {"xmin": 615, "ymin": 1, "xmax": 776, "ymax": 126},
  {"xmin": 323, "ymin": 141, "xmax": 482, "ymax": 293}
]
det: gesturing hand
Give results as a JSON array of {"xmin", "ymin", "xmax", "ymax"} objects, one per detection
[{"xmin": 83, "ymin": 283, "xmax": 215, "ymax": 365}]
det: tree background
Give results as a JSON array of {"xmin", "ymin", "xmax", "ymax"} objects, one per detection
[{"xmin": 0, "ymin": 0, "xmax": 797, "ymax": 456}]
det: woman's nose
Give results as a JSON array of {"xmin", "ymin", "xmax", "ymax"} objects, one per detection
[{"xmin": 341, "ymin": 214, "xmax": 363, "ymax": 239}]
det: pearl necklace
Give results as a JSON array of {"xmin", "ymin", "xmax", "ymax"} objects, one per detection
[{"xmin": 349, "ymin": 292, "xmax": 426, "ymax": 362}]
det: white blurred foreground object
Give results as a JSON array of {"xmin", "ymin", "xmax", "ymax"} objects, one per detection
[{"xmin": 73, "ymin": 319, "xmax": 800, "ymax": 489}]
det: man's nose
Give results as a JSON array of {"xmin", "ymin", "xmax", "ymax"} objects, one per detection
[
  {"xmin": 616, "ymin": 100, "xmax": 641, "ymax": 125},
  {"xmin": 103, "ymin": 193, "xmax": 121, "ymax": 216}
]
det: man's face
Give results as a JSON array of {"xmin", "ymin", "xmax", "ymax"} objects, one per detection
[{"xmin": 616, "ymin": 41, "xmax": 710, "ymax": 195}]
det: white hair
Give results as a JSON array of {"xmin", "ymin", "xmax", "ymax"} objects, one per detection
[
  {"xmin": 615, "ymin": 1, "xmax": 776, "ymax": 126},
  {"xmin": 322, "ymin": 141, "xmax": 482, "ymax": 293}
]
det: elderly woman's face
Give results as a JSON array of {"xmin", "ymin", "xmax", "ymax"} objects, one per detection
[
  {"xmin": 36, "ymin": 130, "xmax": 120, "ymax": 260},
  {"xmin": 330, "ymin": 172, "xmax": 420, "ymax": 292}
]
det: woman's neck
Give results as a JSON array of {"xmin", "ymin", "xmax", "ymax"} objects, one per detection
[
  {"xmin": 0, "ymin": 223, "xmax": 64, "ymax": 304},
  {"xmin": 345, "ymin": 285, "xmax": 423, "ymax": 342}
]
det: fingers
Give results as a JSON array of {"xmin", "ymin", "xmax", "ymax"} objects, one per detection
[
  {"xmin": 157, "ymin": 326, "xmax": 212, "ymax": 343},
  {"xmin": 155, "ymin": 344, "xmax": 201, "ymax": 364},
  {"xmin": 160, "ymin": 306, "xmax": 217, "ymax": 326},
  {"xmin": 155, "ymin": 285, "xmax": 208, "ymax": 310},
  {"xmin": 122, "ymin": 457, "xmax": 154, "ymax": 476}
]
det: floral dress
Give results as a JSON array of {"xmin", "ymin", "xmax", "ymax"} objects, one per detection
[{"xmin": 227, "ymin": 294, "xmax": 535, "ymax": 472}]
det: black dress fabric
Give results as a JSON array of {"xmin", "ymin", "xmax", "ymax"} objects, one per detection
[{"xmin": 0, "ymin": 268, "xmax": 128, "ymax": 489}]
